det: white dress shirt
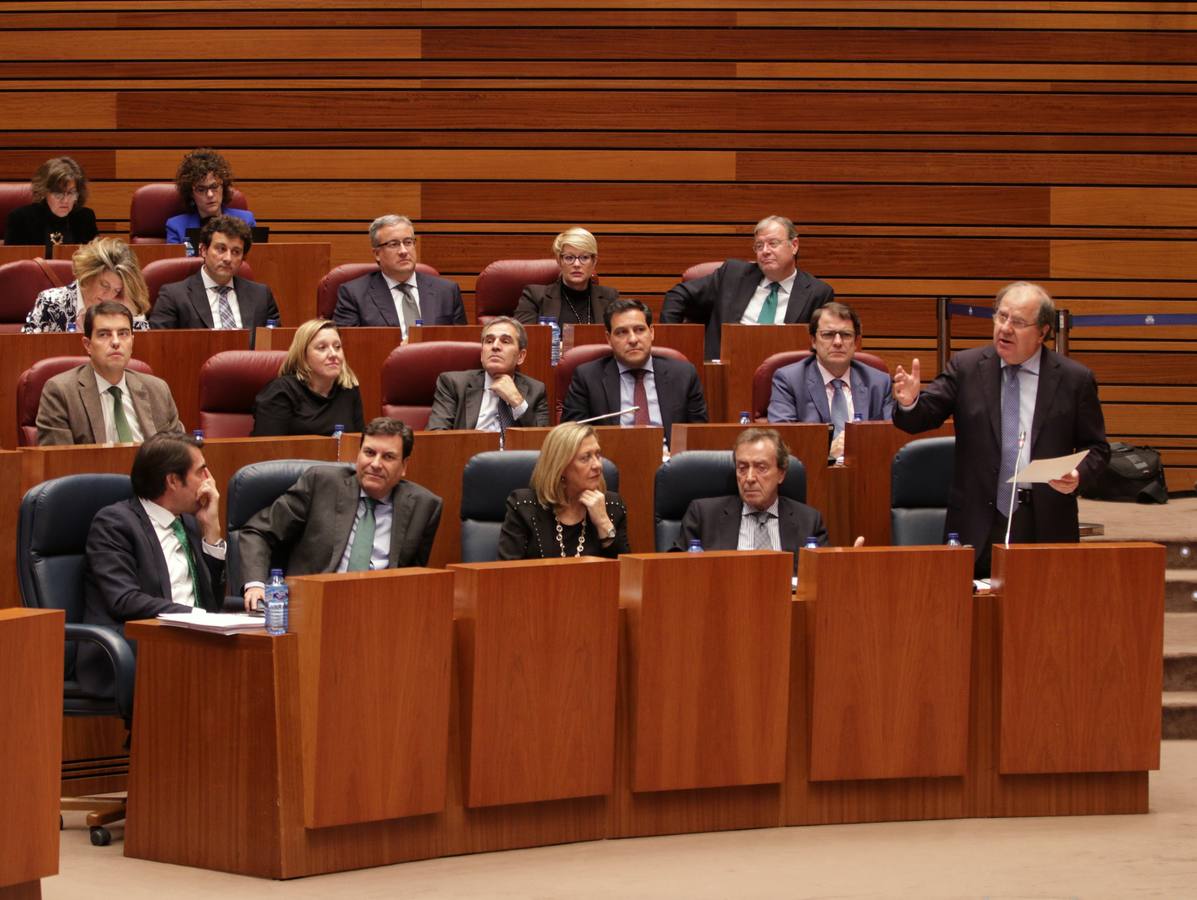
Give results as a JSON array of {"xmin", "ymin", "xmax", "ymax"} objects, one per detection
[
  {"xmin": 476, "ymin": 371, "xmax": 529, "ymax": 431},
  {"xmin": 201, "ymin": 267, "xmax": 243, "ymax": 329},
  {"xmin": 737, "ymin": 498, "xmax": 781, "ymax": 551},
  {"xmin": 815, "ymin": 359, "xmax": 856, "ymax": 423},
  {"xmin": 616, "ymin": 357, "xmax": 662, "ymax": 427},
  {"xmin": 92, "ymin": 366, "xmax": 144, "ymax": 443},
  {"xmin": 383, "ymin": 273, "xmax": 420, "ymax": 340},
  {"xmin": 138, "ymin": 498, "xmax": 226, "ymax": 608},
  {"xmin": 741, "ymin": 270, "xmax": 797, "ymax": 324},
  {"xmin": 335, "ymin": 492, "xmax": 394, "ymax": 572}
]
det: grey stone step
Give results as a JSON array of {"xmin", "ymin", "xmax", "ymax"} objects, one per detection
[
  {"xmin": 1163, "ymin": 691, "xmax": 1197, "ymax": 740},
  {"xmin": 1166, "ymin": 570, "xmax": 1197, "ymax": 612},
  {"xmin": 1164, "ymin": 613, "xmax": 1197, "ymax": 690}
]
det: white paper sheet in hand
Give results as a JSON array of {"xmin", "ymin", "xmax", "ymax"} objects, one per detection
[{"xmin": 1009, "ymin": 450, "xmax": 1089, "ymax": 484}]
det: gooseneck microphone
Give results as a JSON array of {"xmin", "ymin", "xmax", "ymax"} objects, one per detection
[{"xmin": 1004, "ymin": 430, "xmax": 1027, "ymax": 549}]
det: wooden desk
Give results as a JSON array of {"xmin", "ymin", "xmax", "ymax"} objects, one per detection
[
  {"xmin": 840, "ymin": 420, "xmax": 954, "ymax": 547},
  {"xmin": 669, "ymin": 423, "xmax": 836, "ymax": 537},
  {"xmin": 504, "ymin": 424, "xmax": 664, "ymax": 553},
  {"xmin": 0, "ymin": 608, "xmax": 62, "ymax": 899},
  {"xmin": 614, "ymin": 551, "xmax": 790, "ymax": 837},
  {"xmin": 0, "ymin": 330, "xmax": 250, "ymax": 449},
  {"xmin": 718, "ymin": 324, "xmax": 808, "ymax": 421},
  {"xmin": 54, "ymin": 243, "xmax": 180, "ymax": 267}
]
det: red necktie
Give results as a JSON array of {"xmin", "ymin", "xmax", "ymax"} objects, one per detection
[{"xmin": 631, "ymin": 369, "xmax": 649, "ymax": 426}]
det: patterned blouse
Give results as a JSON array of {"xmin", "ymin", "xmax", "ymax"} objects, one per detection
[{"xmin": 22, "ymin": 282, "xmax": 150, "ymax": 333}]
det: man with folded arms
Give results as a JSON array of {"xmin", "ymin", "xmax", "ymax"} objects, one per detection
[
  {"xmin": 78, "ymin": 432, "xmax": 225, "ymax": 693},
  {"xmin": 150, "ymin": 214, "xmax": 280, "ymax": 331},
  {"xmin": 561, "ymin": 298, "xmax": 707, "ymax": 446},
  {"xmin": 427, "ymin": 316, "xmax": 549, "ymax": 431},
  {"xmin": 332, "ymin": 214, "xmax": 466, "ymax": 334},
  {"xmin": 239, "ymin": 417, "xmax": 443, "ymax": 610},
  {"xmin": 661, "ymin": 215, "xmax": 834, "ymax": 359},
  {"xmin": 37, "ymin": 301, "xmax": 184, "ymax": 445}
]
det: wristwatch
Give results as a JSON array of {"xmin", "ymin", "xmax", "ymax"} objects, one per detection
[{"xmin": 602, "ymin": 524, "xmax": 616, "ymax": 541}]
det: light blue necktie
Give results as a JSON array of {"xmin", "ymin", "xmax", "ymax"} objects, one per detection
[
  {"xmin": 829, "ymin": 378, "xmax": 849, "ymax": 440},
  {"xmin": 997, "ymin": 364, "xmax": 1022, "ymax": 514}
]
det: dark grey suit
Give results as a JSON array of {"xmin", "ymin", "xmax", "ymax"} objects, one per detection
[
  {"xmin": 661, "ymin": 259, "xmax": 834, "ymax": 359},
  {"xmin": 79, "ymin": 499, "xmax": 223, "ymax": 694},
  {"xmin": 237, "ymin": 465, "xmax": 443, "ymax": 589},
  {"xmin": 332, "ymin": 270, "xmax": 466, "ymax": 327},
  {"xmin": 427, "ymin": 369, "xmax": 549, "ymax": 430},
  {"xmin": 673, "ymin": 494, "xmax": 827, "ymax": 574},
  {"xmin": 768, "ymin": 357, "xmax": 894, "ymax": 424},
  {"xmin": 513, "ymin": 280, "xmax": 619, "ymax": 325},
  {"xmin": 149, "ymin": 271, "xmax": 280, "ymax": 331},
  {"xmin": 560, "ymin": 353, "xmax": 707, "ymax": 444},
  {"xmin": 36, "ymin": 364, "xmax": 184, "ymax": 446}
]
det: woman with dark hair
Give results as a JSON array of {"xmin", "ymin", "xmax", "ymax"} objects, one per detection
[
  {"xmin": 164, "ymin": 148, "xmax": 256, "ymax": 245},
  {"xmin": 4, "ymin": 156, "xmax": 99, "ymax": 247}
]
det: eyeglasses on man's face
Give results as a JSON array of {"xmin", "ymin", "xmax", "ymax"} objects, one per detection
[
  {"xmin": 753, "ymin": 238, "xmax": 786, "ymax": 252},
  {"xmin": 993, "ymin": 310, "xmax": 1039, "ymax": 330},
  {"xmin": 816, "ymin": 330, "xmax": 856, "ymax": 343},
  {"xmin": 375, "ymin": 238, "xmax": 417, "ymax": 251}
]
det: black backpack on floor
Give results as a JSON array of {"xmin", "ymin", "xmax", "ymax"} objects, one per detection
[{"xmin": 1080, "ymin": 442, "xmax": 1168, "ymax": 504}]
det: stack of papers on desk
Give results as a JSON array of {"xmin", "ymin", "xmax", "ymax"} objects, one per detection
[{"xmin": 158, "ymin": 612, "xmax": 265, "ymax": 635}]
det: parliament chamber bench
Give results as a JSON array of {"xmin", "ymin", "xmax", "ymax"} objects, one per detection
[{"xmin": 120, "ymin": 542, "xmax": 1162, "ymax": 879}]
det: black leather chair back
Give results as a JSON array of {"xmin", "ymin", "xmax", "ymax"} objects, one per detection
[
  {"xmin": 653, "ymin": 450, "xmax": 807, "ymax": 551},
  {"xmin": 460, "ymin": 450, "xmax": 620, "ymax": 562},
  {"xmin": 891, "ymin": 436, "xmax": 956, "ymax": 545},
  {"xmin": 225, "ymin": 459, "xmax": 331, "ymax": 592},
  {"xmin": 18, "ymin": 473, "xmax": 137, "ymax": 715}
]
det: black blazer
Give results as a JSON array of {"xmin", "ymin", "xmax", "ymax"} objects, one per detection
[
  {"xmin": 427, "ymin": 369, "xmax": 550, "ymax": 430},
  {"xmin": 149, "ymin": 271, "xmax": 280, "ymax": 331},
  {"xmin": 661, "ymin": 259, "xmax": 834, "ymax": 359},
  {"xmin": 332, "ymin": 270, "xmax": 466, "ymax": 327},
  {"xmin": 498, "ymin": 488, "xmax": 629, "ymax": 560},
  {"xmin": 78, "ymin": 499, "xmax": 224, "ymax": 694},
  {"xmin": 560, "ymin": 353, "xmax": 708, "ymax": 444},
  {"xmin": 4, "ymin": 201, "xmax": 99, "ymax": 247},
  {"xmin": 674, "ymin": 494, "xmax": 827, "ymax": 574},
  {"xmin": 893, "ymin": 344, "xmax": 1110, "ymax": 562},
  {"xmin": 513, "ymin": 279, "xmax": 619, "ymax": 325}
]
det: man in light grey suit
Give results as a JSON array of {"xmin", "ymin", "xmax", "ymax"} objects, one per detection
[
  {"xmin": 767, "ymin": 301, "xmax": 894, "ymax": 458},
  {"xmin": 427, "ymin": 316, "xmax": 549, "ymax": 431},
  {"xmin": 239, "ymin": 417, "xmax": 442, "ymax": 610},
  {"xmin": 37, "ymin": 302, "xmax": 184, "ymax": 445},
  {"xmin": 149, "ymin": 215, "xmax": 280, "ymax": 337},
  {"xmin": 332, "ymin": 214, "xmax": 466, "ymax": 335}
]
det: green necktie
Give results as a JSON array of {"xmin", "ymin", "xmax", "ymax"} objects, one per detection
[
  {"xmin": 169, "ymin": 517, "xmax": 201, "ymax": 607},
  {"xmin": 757, "ymin": 282, "xmax": 780, "ymax": 325},
  {"xmin": 346, "ymin": 498, "xmax": 377, "ymax": 572},
  {"xmin": 107, "ymin": 385, "xmax": 135, "ymax": 443}
]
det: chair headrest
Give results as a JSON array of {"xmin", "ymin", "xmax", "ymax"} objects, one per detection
[
  {"xmin": 655, "ymin": 450, "xmax": 807, "ymax": 519},
  {"xmin": 891, "ymin": 436, "xmax": 956, "ymax": 507},
  {"xmin": 20, "ymin": 474, "xmax": 133, "ymax": 556},
  {"xmin": 226, "ymin": 459, "xmax": 336, "ymax": 529},
  {"xmin": 461, "ymin": 451, "xmax": 620, "ymax": 520}
]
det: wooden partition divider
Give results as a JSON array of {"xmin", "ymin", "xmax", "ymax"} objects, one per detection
[
  {"xmin": 119, "ymin": 543, "xmax": 1160, "ymax": 879},
  {"xmin": 718, "ymin": 325, "xmax": 809, "ymax": 422},
  {"xmin": 0, "ymin": 608, "xmax": 62, "ymax": 899},
  {"xmin": 0, "ymin": 451, "xmax": 21, "ymax": 609},
  {"xmin": 504, "ymin": 424, "xmax": 664, "ymax": 553}
]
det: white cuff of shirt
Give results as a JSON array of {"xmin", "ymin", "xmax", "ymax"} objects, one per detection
[
  {"xmin": 509, "ymin": 399, "xmax": 529, "ymax": 419},
  {"xmin": 201, "ymin": 538, "xmax": 227, "ymax": 560}
]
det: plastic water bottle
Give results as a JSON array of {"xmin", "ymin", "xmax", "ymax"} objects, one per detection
[
  {"xmin": 332, "ymin": 423, "xmax": 344, "ymax": 462},
  {"xmin": 414, "ymin": 318, "xmax": 424, "ymax": 327},
  {"xmin": 804, "ymin": 536, "xmax": 819, "ymax": 550},
  {"xmin": 947, "ymin": 532, "xmax": 962, "ymax": 547},
  {"xmin": 191, "ymin": 428, "xmax": 204, "ymax": 446},
  {"xmin": 739, "ymin": 411, "xmax": 751, "ymax": 425},
  {"xmin": 264, "ymin": 569, "xmax": 288, "ymax": 635},
  {"xmin": 66, "ymin": 319, "xmax": 77, "ymax": 333},
  {"xmin": 541, "ymin": 316, "xmax": 561, "ymax": 366},
  {"xmin": 853, "ymin": 412, "xmax": 863, "ymax": 423},
  {"xmin": 687, "ymin": 539, "xmax": 703, "ymax": 553},
  {"xmin": 265, "ymin": 318, "xmax": 278, "ymax": 329}
]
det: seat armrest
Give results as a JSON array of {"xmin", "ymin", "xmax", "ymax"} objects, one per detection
[{"xmin": 65, "ymin": 623, "xmax": 136, "ymax": 720}]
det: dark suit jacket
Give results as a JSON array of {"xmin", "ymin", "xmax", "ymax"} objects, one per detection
[
  {"xmin": 427, "ymin": 369, "xmax": 549, "ymax": 430},
  {"xmin": 332, "ymin": 270, "xmax": 466, "ymax": 327},
  {"xmin": 78, "ymin": 499, "xmax": 224, "ymax": 694},
  {"xmin": 498, "ymin": 488, "xmax": 629, "ymax": 560},
  {"xmin": 513, "ymin": 279, "xmax": 619, "ymax": 325},
  {"xmin": 237, "ymin": 465, "xmax": 443, "ymax": 588},
  {"xmin": 37, "ymin": 364, "xmax": 184, "ymax": 446},
  {"xmin": 149, "ymin": 271, "xmax": 280, "ymax": 332},
  {"xmin": 560, "ymin": 353, "xmax": 707, "ymax": 444},
  {"xmin": 661, "ymin": 259, "xmax": 835, "ymax": 359},
  {"xmin": 673, "ymin": 494, "xmax": 827, "ymax": 574},
  {"xmin": 768, "ymin": 357, "xmax": 894, "ymax": 424},
  {"xmin": 893, "ymin": 344, "xmax": 1110, "ymax": 560}
]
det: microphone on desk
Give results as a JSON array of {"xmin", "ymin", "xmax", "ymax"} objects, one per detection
[
  {"xmin": 577, "ymin": 407, "xmax": 638, "ymax": 425},
  {"xmin": 1004, "ymin": 430, "xmax": 1027, "ymax": 549}
]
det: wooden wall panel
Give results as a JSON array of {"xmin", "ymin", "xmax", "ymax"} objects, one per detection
[{"xmin": 0, "ymin": 0, "xmax": 1192, "ymax": 490}]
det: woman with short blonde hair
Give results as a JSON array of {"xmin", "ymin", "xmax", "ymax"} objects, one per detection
[
  {"xmin": 22, "ymin": 237, "xmax": 151, "ymax": 333},
  {"xmin": 498, "ymin": 422, "xmax": 629, "ymax": 559},
  {"xmin": 513, "ymin": 226, "xmax": 619, "ymax": 326},
  {"xmin": 251, "ymin": 319, "xmax": 363, "ymax": 436}
]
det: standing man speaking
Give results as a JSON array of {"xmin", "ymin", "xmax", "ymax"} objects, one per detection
[{"xmin": 892, "ymin": 281, "xmax": 1109, "ymax": 577}]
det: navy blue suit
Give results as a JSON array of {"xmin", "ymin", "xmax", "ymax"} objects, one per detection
[
  {"xmin": 332, "ymin": 270, "xmax": 466, "ymax": 327},
  {"xmin": 768, "ymin": 356, "xmax": 894, "ymax": 424}
]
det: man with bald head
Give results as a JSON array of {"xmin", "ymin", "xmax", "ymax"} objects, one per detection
[{"xmin": 892, "ymin": 281, "xmax": 1109, "ymax": 577}]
